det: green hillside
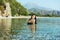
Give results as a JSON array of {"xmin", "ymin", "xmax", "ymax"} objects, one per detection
[{"xmin": 0, "ymin": 0, "xmax": 28, "ymax": 16}]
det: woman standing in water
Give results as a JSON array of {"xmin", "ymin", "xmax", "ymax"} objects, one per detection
[
  {"xmin": 28, "ymin": 14, "xmax": 37, "ymax": 33},
  {"xmin": 28, "ymin": 14, "xmax": 37, "ymax": 39},
  {"xmin": 28, "ymin": 14, "xmax": 37, "ymax": 24}
]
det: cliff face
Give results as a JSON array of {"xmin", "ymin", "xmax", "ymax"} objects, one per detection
[
  {"xmin": 0, "ymin": 2, "xmax": 11, "ymax": 17},
  {"xmin": 3, "ymin": 2, "xmax": 11, "ymax": 17}
]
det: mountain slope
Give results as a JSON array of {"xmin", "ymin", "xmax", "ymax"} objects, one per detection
[
  {"xmin": 0, "ymin": 0, "xmax": 28, "ymax": 16},
  {"xmin": 28, "ymin": 7, "xmax": 60, "ymax": 16}
]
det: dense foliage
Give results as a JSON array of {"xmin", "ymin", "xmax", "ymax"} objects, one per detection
[{"xmin": 0, "ymin": 0, "xmax": 28, "ymax": 16}]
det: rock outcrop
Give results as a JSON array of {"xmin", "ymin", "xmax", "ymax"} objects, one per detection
[{"xmin": 0, "ymin": 2, "xmax": 11, "ymax": 17}]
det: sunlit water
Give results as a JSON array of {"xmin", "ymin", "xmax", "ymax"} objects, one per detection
[{"xmin": 0, "ymin": 18, "xmax": 60, "ymax": 40}]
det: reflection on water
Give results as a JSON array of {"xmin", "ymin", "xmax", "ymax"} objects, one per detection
[
  {"xmin": 0, "ymin": 18, "xmax": 60, "ymax": 40},
  {"xmin": 0, "ymin": 18, "xmax": 11, "ymax": 40},
  {"xmin": 30, "ymin": 24, "xmax": 36, "ymax": 35},
  {"xmin": 29, "ymin": 24, "xmax": 36, "ymax": 40},
  {"xmin": 11, "ymin": 18, "xmax": 27, "ymax": 40}
]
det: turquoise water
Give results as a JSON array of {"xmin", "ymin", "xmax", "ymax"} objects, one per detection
[{"xmin": 0, "ymin": 18, "xmax": 60, "ymax": 40}]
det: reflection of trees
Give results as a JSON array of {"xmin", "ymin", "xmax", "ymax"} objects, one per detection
[
  {"xmin": 11, "ymin": 18, "xmax": 27, "ymax": 36},
  {"xmin": 0, "ymin": 18, "xmax": 11, "ymax": 40}
]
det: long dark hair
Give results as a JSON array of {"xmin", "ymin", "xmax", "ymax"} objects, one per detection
[
  {"xmin": 35, "ymin": 16, "xmax": 37, "ymax": 24},
  {"xmin": 30, "ymin": 15, "xmax": 37, "ymax": 24}
]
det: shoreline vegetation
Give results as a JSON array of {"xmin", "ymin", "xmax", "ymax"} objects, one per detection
[{"xmin": 0, "ymin": 16, "xmax": 60, "ymax": 19}]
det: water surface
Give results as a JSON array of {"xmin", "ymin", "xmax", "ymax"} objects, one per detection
[{"xmin": 0, "ymin": 18, "xmax": 60, "ymax": 40}]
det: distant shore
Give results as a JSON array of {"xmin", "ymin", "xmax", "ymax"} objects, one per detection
[{"xmin": 0, "ymin": 16, "xmax": 60, "ymax": 19}]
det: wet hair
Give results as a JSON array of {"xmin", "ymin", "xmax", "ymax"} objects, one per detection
[{"xmin": 35, "ymin": 16, "xmax": 37, "ymax": 24}]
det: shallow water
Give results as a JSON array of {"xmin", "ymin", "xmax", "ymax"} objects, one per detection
[{"xmin": 0, "ymin": 18, "xmax": 60, "ymax": 40}]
